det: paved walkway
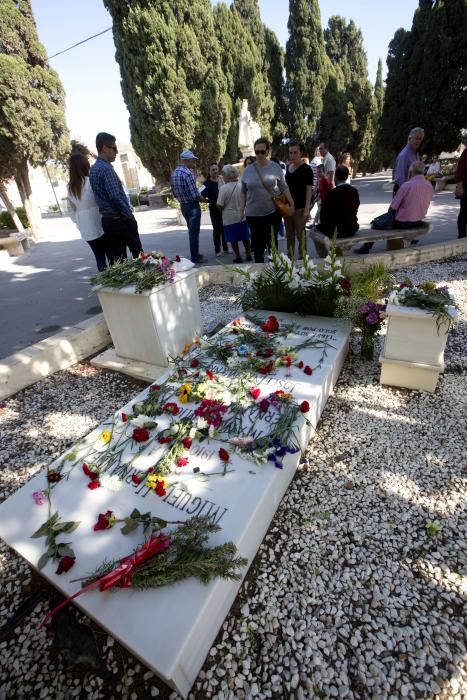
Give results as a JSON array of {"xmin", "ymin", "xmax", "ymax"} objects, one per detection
[{"xmin": 0, "ymin": 172, "xmax": 460, "ymax": 359}]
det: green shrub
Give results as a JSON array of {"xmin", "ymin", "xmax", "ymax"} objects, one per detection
[
  {"xmin": 130, "ymin": 194, "xmax": 140, "ymax": 207},
  {"xmin": 0, "ymin": 207, "xmax": 30, "ymax": 230}
]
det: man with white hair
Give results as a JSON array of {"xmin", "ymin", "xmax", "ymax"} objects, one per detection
[
  {"xmin": 171, "ymin": 149, "xmax": 207, "ymax": 264},
  {"xmin": 393, "ymin": 127, "xmax": 424, "ymax": 196},
  {"xmin": 356, "ymin": 161, "xmax": 432, "ymax": 254}
]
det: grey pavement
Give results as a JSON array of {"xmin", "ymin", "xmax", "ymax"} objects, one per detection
[{"xmin": 0, "ymin": 172, "xmax": 460, "ymax": 360}]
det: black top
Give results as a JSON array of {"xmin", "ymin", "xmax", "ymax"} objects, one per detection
[
  {"xmin": 318, "ymin": 183, "xmax": 360, "ymax": 238},
  {"xmin": 202, "ymin": 178, "xmax": 219, "ymax": 210},
  {"xmin": 285, "ymin": 163, "xmax": 314, "ymax": 209}
]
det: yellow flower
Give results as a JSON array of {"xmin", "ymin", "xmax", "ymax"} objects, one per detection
[
  {"xmin": 146, "ymin": 473, "xmax": 168, "ymax": 490},
  {"xmin": 178, "ymin": 383, "xmax": 191, "ymax": 404},
  {"xmin": 101, "ymin": 430, "xmax": 112, "ymax": 444}
]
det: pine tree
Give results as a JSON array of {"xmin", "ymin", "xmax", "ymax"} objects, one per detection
[
  {"xmin": 104, "ymin": 0, "xmax": 230, "ymax": 181},
  {"xmin": 320, "ymin": 16, "xmax": 373, "ymax": 170},
  {"xmin": 285, "ymin": 0, "xmax": 328, "ymax": 142},
  {"xmin": 0, "ymin": 0, "xmax": 69, "ymax": 238}
]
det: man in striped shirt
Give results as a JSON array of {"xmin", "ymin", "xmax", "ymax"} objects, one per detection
[{"xmin": 171, "ymin": 150, "xmax": 207, "ymax": 264}]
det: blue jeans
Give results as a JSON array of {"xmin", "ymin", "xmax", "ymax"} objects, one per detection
[{"xmin": 181, "ymin": 201, "xmax": 201, "ymax": 262}]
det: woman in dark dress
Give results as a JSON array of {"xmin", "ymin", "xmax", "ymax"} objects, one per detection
[
  {"xmin": 202, "ymin": 163, "xmax": 229, "ymax": 257},
  {"xmin": 284, "ymin": 140, "xmax": 314, "ymax": 259}
]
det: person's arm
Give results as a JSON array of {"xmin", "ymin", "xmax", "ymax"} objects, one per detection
[
  {"xmin": 283, "ymin": 186, "xmax": 295, "ymax": 212},
  {"xmin": 102, "ymin": 168, "xmax": 133, "ymax": 218},
  {"xmin": 304, "ymin": 185, "xmax": 312, "ymax": 216},
  {"xmin": 217, "ymin": 185, "xmax": 226, "ymax": 211},
  {"xmin": 390, "ymin": 185, "xmax": 405, "ymax": 213},
  {"xmin": 239, "ymin": 185, "xmax": 247, "ymax": 219},
  {"xmin": 187, "ymin": 172, "xmax": 201, "ymax": 202},
  {"xmin": 66, "ymin": 196, "xmax": 77, "ymax": 222}
]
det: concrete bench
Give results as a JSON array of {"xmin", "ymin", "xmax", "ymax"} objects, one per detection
[
  {"xmin": 0, "ymin": 229, "xmax": 32, "ymax": 257},
  {"xmin": 310, "ymin": 223, "xmax": 433, "ymax": 257}
]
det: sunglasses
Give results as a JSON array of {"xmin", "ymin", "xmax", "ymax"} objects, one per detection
[{"xmin": 254, "ymin": 149, "xmax": 267, "ymax": 155}]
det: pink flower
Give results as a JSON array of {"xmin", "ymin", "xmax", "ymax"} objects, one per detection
[
  {"xmin": 176, "ymin": 457, "xmax": 189, "ymax": 467},
  {"xmin": 32, "ymin": 491, "xmax": 46, "ymax": 506}
]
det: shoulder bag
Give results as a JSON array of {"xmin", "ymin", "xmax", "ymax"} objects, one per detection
[{"xmin": 253, "ymin": 163, "xmax": 293, "ymax": 218}]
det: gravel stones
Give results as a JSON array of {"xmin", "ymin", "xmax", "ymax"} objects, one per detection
[{"xmin": 0, "ymin": 257, "xmax": 466, "ymax": 699}]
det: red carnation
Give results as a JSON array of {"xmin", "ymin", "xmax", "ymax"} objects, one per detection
[
  {"xmin": 162, "ymin": 402, "xmax": 180, "ymax": 415},
  {"xmin": 132, "ymin": 427, "xmax": 150, "ymax": 443},
  {"xmin": 88, "ymin": 480, "xmax": 100, "ymax": 490},
  {"xmin": 158, "ymin": 436, "xmax": 173, "ymax": 444},
  {"xmin": 297, "ymin": 361, "xmax": 304, "ymax": 369},
  {"xmin": 155, "ymin": 481, "xmax": 166, "ymax": 497},
  {"xmin": 82, "ymin": 463, "xmax": 99, "ymax": 480},
  {"xmin": 131, "ymin": 474, "xmax": 142, "ymax": 485},
  {"xmin": 261, "ymin": 316, "xmax": 279, "ymax": 333},
  {"xmin": 47, "ymin": 471, "xmax": 62, "ymax": 484},
  {"xmin": 249, "ymin": 387, "xmax": 261, "ymax": 400},
  {"xmin": 258, "ymin": 361, "xmax": 274, "ymax": 375},
  {"xmin": 150, "ymin": 384, "xmax": 161, "ymax": 392},
  {"xmin": 121, "ymin": 412, "xmax": 128, "ymax": 422},
  {"xmin": 93, "ymin": 510, "xmax": 115, "ymax": 531},
  {"xmin": 191, "ymin": 358, "xmax": 200, "ymax": 368},
  {"xmin": 176, "ymin": 456, "xmax": 189, "ymax": 467},
  {"xmin": 300, "ymin": 400, "xmax": 310, "ymax": 413},
  {"xmin": 182, "ymin": 436, "xmax": 193, "ymax": 449},
  {"xmin": 304, "ymin": 365, "xmax": 313, "ymax": 376},
  {"xmin": 56, "ymin": 556, "xmax": 75, "ymax": 575},
  {"xmin": 207, "ymin": 369, "xmax": 214, "ymax": 380},
  {"xmin": 219, "ymin": 447, "xmax": 230, "ymax": 463}
]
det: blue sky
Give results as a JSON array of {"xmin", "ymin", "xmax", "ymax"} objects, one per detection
[{"xmin": 30, "ymin": 0, "xmax": 419, "ymax": 149}]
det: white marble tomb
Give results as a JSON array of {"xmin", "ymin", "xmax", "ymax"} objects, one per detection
[{"xmin": 0, "ymin": 313, "xmax": 351, "ymax": 698}]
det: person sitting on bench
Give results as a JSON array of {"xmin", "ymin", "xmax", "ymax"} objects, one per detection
[
  {"xmin": 355, "ymin": 161, "xmax": 433, "ymax": 254},
  {"xmin": 315, "ymin": 165, "xmax": 359, "ymax": 256}
]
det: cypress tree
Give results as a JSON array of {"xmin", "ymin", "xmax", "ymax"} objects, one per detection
[
  {"xmin": 320, "ymin": 16, "xmax": 373, "ymax": 169},
  {"xmin": 374, "ymin": 58, "xmax": 384, "ymax": 119},
  {"xmin": 0, "ymin": 0, "xmax": 69, "ymax": 238},
  {"xmin": 285, "ymin": 0, "xmax": 328, "ymax": 142},
  {"xmin": 104, "ymin": 0, "xmax": 230, "ymax": 181},
  {"xmin": 264, "ymin": 27, "xmax": 286, "ymax": 150}
]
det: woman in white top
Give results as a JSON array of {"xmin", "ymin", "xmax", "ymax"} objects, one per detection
[
  {"xmin": 217, "ymin": 165, "xmax": 252, "ymax": 263},
  {"xmin": 67, "ymin": 154, "xmax": 108, "ymax": 271}
]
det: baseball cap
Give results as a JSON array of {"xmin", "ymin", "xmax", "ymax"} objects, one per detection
[{"xmin": 180, "ymin": 149, "xmax": 198, "ymax": 160}]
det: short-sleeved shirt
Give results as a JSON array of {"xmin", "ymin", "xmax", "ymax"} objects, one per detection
[
  {"xmin": 285, "ymin": 163, "xmax": 313, "ymax": 209},
  {"xmin": 241, "ymin": 161, "xmax": 287, "ymax": 217},
  {"xmin": 217, "ymin": 182, "xmax": 244, "ymax": 226}
]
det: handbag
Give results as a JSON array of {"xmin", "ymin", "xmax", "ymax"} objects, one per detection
[{"xmin": 254, "ymin": 164, "xmax": 294, "ymax": 218}]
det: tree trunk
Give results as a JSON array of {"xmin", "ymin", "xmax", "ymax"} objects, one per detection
[
  {"xmin": 0, "ymin": 181, "xmax": 24, "ymax": 232},
  {"xmin": 15, "ymin": 160, "xmax": 42, "ymax": 240}
]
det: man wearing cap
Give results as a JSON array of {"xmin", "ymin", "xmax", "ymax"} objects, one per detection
[{"xmin": 171, "ymin": 150, "xmax": 207, "ymax": 264}]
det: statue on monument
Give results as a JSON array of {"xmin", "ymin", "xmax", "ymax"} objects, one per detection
[{"xmin": 238, "ymin": 99, "xmax": 261, "ymax": 159}]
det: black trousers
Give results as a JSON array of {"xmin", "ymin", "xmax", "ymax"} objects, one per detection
[
  {"xmin": 246, "ymin": 211, "xmax": 282, "ymax": 263},
  {"xmin": 209, "ymin": 206, "xmax": 227, "ymax": 253},
  {"xmin": 458, "ymin": 191, "xmax": 466, "ymax": 238},
  {"xmin": 101, "ymin": 216, "xmax": 143, "ymax": 264},
  {"xmin": 87, "ymin": 235, "xmax": 108, "ymax": 271}
]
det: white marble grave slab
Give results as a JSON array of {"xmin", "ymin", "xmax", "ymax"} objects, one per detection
[{"xmin": 0, "ymin": 313, "xmax": 350, "ymax": 698}]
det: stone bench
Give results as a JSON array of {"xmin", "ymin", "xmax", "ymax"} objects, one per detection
[
  {"xmin": 310, "ymin": 223, "xmax": 433, "ymax": 257},
  {"xmin": 0, "ymin": 229, "xmax": 32, "ymax": 257}
]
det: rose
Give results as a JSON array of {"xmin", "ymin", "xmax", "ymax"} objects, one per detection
[
  {"xmin": 93, "ymin": 510, "xmax": 116, "ymax": 531},
  {"xmin": 249, "ymin": 387, "xmax": 261, "ymax": 400},
  {"xmin": 176, "ymin": 457, "xmax": 189, "ymax": 467},
  {"xmin": 300, "ymin": 401, "xmax": 310, "ymax": 413},
  {"xmin": 132, "ymin": 427, "xmax": 150, "ymax": 443},
  {"xmin": 182, "ymin": 436, "xmax": 193, "ymax": 449},
  {"xmin": 261, "ymin": 315, "xmax": 279, "ymax": 333},
  {"xmin": 219, "ymin": 448, "xmax": 230, "ymax": 463},
  {"xmin": 56, "ymin": 556, "xmax": 75, "ymax": 575},
  {"xmin": 304, "ymin": 366, "xmax": 313, "ymax": 376},
  {"xmin": 121, "ymin": 412, "xmax": 128, "ymax": 422},
  {"xmin": 190, "ymin": 358, "xmax": 200, "ymax": 368},
  {"xmin": 297, "ymin": 361, "xmax": 304, "ymax": 369}
]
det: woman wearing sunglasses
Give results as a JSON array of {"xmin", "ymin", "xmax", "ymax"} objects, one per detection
[{"xmin": 239, "ymin": 137, "xmax": 294, "ymax": 263}]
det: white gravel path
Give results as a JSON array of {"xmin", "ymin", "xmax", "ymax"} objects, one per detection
[{"xmin": 0, "ymin": 256, "xmax": 465, "ymax": 700}]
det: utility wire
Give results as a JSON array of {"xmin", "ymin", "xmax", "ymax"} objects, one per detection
[{"xmin": 47, "ymin": 27, "xmax": 112, "ymax": 60}]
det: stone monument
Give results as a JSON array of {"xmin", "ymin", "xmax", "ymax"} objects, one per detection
[{"xmin": 238, "ymin": 99, "xmax": 262, "ymax": 159}]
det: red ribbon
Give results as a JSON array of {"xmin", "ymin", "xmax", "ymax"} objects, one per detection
[{"xmin": 40, "ymin": 533, "xmax": 171, "ymax": 627}]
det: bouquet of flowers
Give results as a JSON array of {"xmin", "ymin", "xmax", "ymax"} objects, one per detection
[
  {"xmin": 389, "ymin": 281, "xmax": 457, "ymax": 333},
  {"xmin": 355, "ymin": 301, "xmax": 387, "ymax": 360},
  {"xmin": 91, "ymin": 251, "xmax": 191, "ymax": 294}
]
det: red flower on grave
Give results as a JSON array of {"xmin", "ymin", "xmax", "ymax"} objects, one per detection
[
  {"xmin": 182, "ymin": 436, "xmax": 193, "ymax": 449},
  {"xmin": 88, "ymin": 480, "xmax": 100, "ymax": 490},
  {"xmin": 155, "ymin": 481, "xmax": 166, "ymax": 497},
  {"xmin": 297, "ymin": 361, "xmax": 304, "ymax": 369},
  {"xmin": 158, "ymin": 436, "xmax": 173, "ymax": 444},
  {"xmin": 219, "ymin": 448, "xmax": 230, "ymax": 463},
  {"xmin": 162, "ymin": 402, "xmax": 180, "ymax": 415},
  {"xmin": 249, "ymin": 387, "xmax": 261, "ymax": 400},
  {"xmin": 259, "ymin": 398, "xmax": 270, "ymax": 412},
  {"xmin": 256, "ymin": 347, "xmax": 274, "ymax": 358},
  {"xmin": 47, "ymin": 471, "xmax": 62, "ymax": 484},
  {"xmin": 132, "ymin": 427, "xmax": 150, "ymax": 443},
  {"xmin": 175, "ymin": 255, "xmax": 181, "ymax": 262},
  {"xmin": 261, "ymin": 316, "xmax": 279, "ymax": 333},
  {"xmin": 93, "ymin": 510, "xmax": 116, "ymax": 531},
  {"xmin": 190, "ymin": 358, "xmax": 200, "ymax": 368},
  {"xmin": 338, "ymin": 277, "xmax": 352, "ymax": 296},
  {"xmin": 207, "ymin": 369, "xmax": 214, "ymax": 380},
  {"xmin": 258, "ymin": 361, "xmax": 274, "ymax": 375},
  {"xmin": 304, "ymin": 365, "xmax": 313, "ymax": 376},
  {"xmin": 82, "ymin": 463, "xmax": 99, "ymax": 480},
  {"xmin": 150, "ymin": 384, "xmax": 161, "ymax": 392},
  {"xmin": 131, "ymin": 474, "xmax": 142, "ymax": 485},
  {"xmin": 56, "ymin": 556, "xmax": 75, "ymax": 575},
  {"xmin": 232, "ymin": 319, "xmax": 241, "ymax": 327},
  {"xmin": 121, "ymin": 412, "xmax": 128, "ymax": 422},
  {"xmin": 281, "ymin": 354, "xmax": 292, "ymax": 367},
  {"xmin": 300, "ymin": 401, "xmax": 310, "ymax": 413},
  {"xmin": 176, "ymin": 456, "xmax": 189, "ymax": 467}
]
